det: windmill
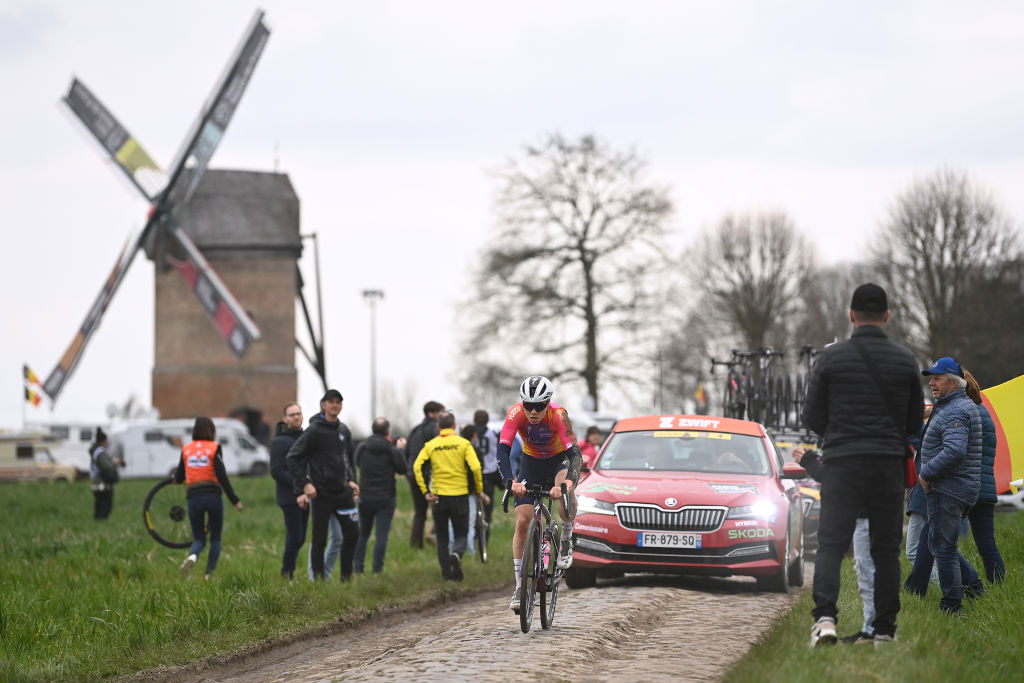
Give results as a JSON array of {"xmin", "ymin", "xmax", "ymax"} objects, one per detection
[{"xmin": 37, "ymin": 10, "xmax": 313, "ymax": 411}]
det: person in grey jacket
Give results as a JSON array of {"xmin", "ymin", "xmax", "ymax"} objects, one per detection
[
  {"xmin": 802, "ymin": 283, "xmax": 923, "ymax": 647},
  {"xmin": 353, "ymin": 418, "xmax": 407, "ymax": 573},
  {"xmin": 919, "ymin": 357, "xmax": 982, "ymax": 614}
]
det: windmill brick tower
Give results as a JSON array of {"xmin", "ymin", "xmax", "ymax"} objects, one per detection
[{"xmin": 151, "ymin": 169, "xmax": 300, "ymax": 436}]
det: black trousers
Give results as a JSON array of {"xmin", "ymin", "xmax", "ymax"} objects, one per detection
[
  {"xmin": 279, "ymin": 502, "xmax": 309, "ymax": 578},
  {"xmin": 408, "ymin": 476, "xmax": 429, "ymax": 548},
  {"xmin": 812, "ymin": 455, "xmax": 904, "ymax": 636},
  {"xmin": 432, "ymin": 494, "xmax": 469, "ymax": 577},
  {"xmin": 93, "ymin": 489, "xmax": 113, "ymax": 520},
  {"xmin": 309, "ymin": 495, "xmax": 358, "ymax": 580},
  {"xmin": 481, "ymin": 471, "xmax": 501, "ymax": 525}
]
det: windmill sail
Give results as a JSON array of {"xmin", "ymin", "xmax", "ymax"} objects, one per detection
[
  {"xmin": 162, "ymin": 9, "xmax": 270, "ymax": 206},
  {"xmin": 62, "ymin": 79, "xmax": 166, "ymax": 202},
  {"xmin": 42, "ymin": 235, "xmax": 142, "ymax": 401},
  {"xmin": 165, "ymin": 221, "xmax": 260, "ymax": 356}
]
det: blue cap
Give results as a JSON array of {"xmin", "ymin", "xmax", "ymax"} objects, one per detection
[{"xmin": 922, "ymin": 357, "xmax": 962, "ymax": 377}]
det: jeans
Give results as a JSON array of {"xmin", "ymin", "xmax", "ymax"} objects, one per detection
[
  {"xmin": 904, "ymin": 520, "xmax": 981, "ymax": 600},
  {"xmin": 967, "ymin": 502, "xmax": 1006, "ymax": 583},
  {"xmin": 307, "ymin": 497, "xmax": 358, "ymax": 580},
  {"xmin": 906, "ymin": 511, "xmax": 938, "ymax": 582},
  {"xmin": 279, "ymin": 502, "xmax": 309, "ymax": 578},
  {"xmin": 432, "ymin": 494, "xmax": 469, "ymax": 578},
  {"xmin": 187, "ymin": 493, "xmax": 224, "ymax": 574},
  {"xmin": 852, "ymin": 518, "xmax": 875, "ymax": 635},
  {"xmin": 926, "ymin": 492, "xmax": 978, "ymax": 614},
  {"xmin": 812, "ymin": 456, "xmax": 904, "ymax": 637},
  {"xmin": 408, "ymin": 476, "xmax": 429, "ymax": 548},
  {"xmin": 354, "ymin": 497, "xmax": 397, "ymax": 573}
]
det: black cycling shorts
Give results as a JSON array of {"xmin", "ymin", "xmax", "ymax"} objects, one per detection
[{"xmin": 514, "ymin": 452, "xmax": 569, "ymax": 507}]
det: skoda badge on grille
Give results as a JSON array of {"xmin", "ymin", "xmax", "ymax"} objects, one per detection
[{"xmin": 664, "ymin": 497, "xmax": 677, "ymax": 507}]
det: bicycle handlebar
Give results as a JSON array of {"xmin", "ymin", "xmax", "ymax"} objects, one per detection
[{"xmin": 501, "ymin": 480, "xmax": 571, "ymax": 514}]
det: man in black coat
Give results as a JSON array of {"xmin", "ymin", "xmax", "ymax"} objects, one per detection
[
  {"xmin": 353, "ymin": 418, "xmax": 407, "ymax": 573},
  {"xmin": 270, "ymin": 402, "xmax": 307, "ymax": 579},
  {"xmin": 286, "ymin": 389, "xmax": 361, "ymax": 580},
  {"xmin": 803, "ymin": 283, "xmax": 923, "ymax": 647},
  {"xmin": 404, "ymin": 400, "xmax": 444, "ymax": 548}
]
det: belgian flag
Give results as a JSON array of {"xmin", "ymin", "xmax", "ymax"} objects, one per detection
[
  {"xmin": 25, "ymin": 387, "xmax": 43, "ymax": 407},
  {"xmin": 23, "ymin": 363, "xmax": 41, "ymax": 386}
]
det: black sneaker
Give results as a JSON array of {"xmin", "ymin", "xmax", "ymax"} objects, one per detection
[
  {"xmin": 840, "ymin": 631, "xmax": 875, "ymax": 644},
  {"xmin": 449, "ymin": 552, "xmax": 463, "ymax": 581}
]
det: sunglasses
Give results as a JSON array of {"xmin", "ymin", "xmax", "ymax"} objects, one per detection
[{"xmin": 523, "ymin": 401, "xmax": 549, "ymax": 413}]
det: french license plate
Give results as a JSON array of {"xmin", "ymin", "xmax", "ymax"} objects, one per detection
[{"xmin": 637, "ymin": 532, "xmax": 702, "ymax": 548}]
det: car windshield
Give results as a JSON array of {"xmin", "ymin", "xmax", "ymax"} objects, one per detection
[{"xmin": 595, "ymin": 430, "xmax": 770, "ymax": 476}]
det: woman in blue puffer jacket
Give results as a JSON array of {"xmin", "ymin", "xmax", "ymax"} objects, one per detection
[{"xmin": 964, "ymin": 369, "xmax": 1006, "ymax": 583}]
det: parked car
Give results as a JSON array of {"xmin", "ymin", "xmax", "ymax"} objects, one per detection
[
  {"xmin": 770, "ymin": 430, "xmax": 821, "ymax": 550},
  {"xmin": 108, "ymin": 418, "xmax": 269, "ymax": 479},
  {"xmin": 567, "ymin": 414, "xmax": 806, "ymax": 592},
  {"xmin": 0, "ymin": 432, "xmax": 80, "ymax": 483}
]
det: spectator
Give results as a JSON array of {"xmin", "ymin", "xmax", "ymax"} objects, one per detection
[
  {"xmin": 413, "ymin": 411, "xmax": 484, "ymax": 580},
  {"xmin": 473, "ymin": 409, "xmax": 502, "ymax": 528},
  {"xmin": 353, "ymin": 418, "xmax": 407, "ymax": 573},
  {"xmin": 962, "ymin": 368, "xmax": 1006, "ymax": 583},
  {"xmin": 89, "ymin": 428, "xmax": 121, "ymax": 520},
  {"xmin": 405, "ymin": 401, "xmax": 444, "ymax": 549},
  {"xmin": 803, "ymin": 283, "xmax": 924, "ymax": 647},
  {"xmin": 174, "ymin": 417, "xmax": 244, "ymax": 579},
  {"xmin": 578, "ymin": 426, "xmax": 603, "ymax": 469},
  {"xmin": 792, "ymin": 447, "xmax": 875, "ymax": 645},
  {"xmin": 270, "ymin": 403, "xmax": 308, "ymax": 580},
  {"xmin": 287, "ymin": 389, "xmax": 360, "ymax": 581},
  {"xmin": 905, "ymin": 405, "xmax": 938, "ymax": 583},
  {"xmin": 914, "ymin": 357, "xmax": 983, "ymax": 614},
  {"xmin": 459, "ymin": 423, "xmax": 480, "ymax": 555}
]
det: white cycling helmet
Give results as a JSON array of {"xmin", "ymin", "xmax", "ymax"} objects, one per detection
[{"xmin": 519, "ymin": 376, "xmax": 554, "ymax": 403}]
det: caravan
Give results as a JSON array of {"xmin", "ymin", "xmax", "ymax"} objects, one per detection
[{"xmin": 109, "ymin": 418, "xmax": 269, "ymax": 479}]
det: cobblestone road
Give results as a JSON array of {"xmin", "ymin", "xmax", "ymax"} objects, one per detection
[{"xmin": 165, "ymin": 567, "xmax": 808, "ymax": 683}]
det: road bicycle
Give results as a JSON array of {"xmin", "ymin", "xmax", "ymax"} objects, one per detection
[
  {"xmin": 142, "ymin": 476, "xmax": 193, "ymax": 548},
  {"xmin": 710, "ymin": 349, "xmax": 757, "ymax": 420},
  {"xmin": 752, "ymin": 347, "xmax": 785, "ymax": 428},
  {"xmin": 503, "ymin": 481, "xmax": 567, "ymax": 633}
]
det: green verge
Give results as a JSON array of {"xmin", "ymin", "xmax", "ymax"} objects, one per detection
[
  {"xmin": 724, "ymin": 509, "xmax": 1024, "ymax": 683},
  {"xmin": 0, "ymin": 477, "xmax": 515, "ymax": 682}
]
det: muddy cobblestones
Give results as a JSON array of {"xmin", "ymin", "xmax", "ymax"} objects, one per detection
[{"xmin": 175, "ymin": 568, "xmax": 808, "ymax": 683}]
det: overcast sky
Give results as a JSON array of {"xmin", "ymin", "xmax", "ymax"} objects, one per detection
[{"xmin": 3, "ymin": 0, "xmax": 1023, "ymax": 434}]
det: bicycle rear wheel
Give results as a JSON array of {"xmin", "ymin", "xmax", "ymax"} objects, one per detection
[
  {"xmin": 519, "ymin": 518, "xmax": 540, "ymax": 633},
  {"xmin": 475, "ymin": 510, "xmax": 488, "ymax": 563},
  {"xmin": 143, "ymin": 476, "xmax": 192, "ymax": 549},
  {"xmin": 540, "ymin": 530, "xmax": 560, "ymax": 629}
]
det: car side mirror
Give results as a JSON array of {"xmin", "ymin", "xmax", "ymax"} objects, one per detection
[{"xmin": 781, "ymin": 461, "xmax": 807, "ymax": 479}]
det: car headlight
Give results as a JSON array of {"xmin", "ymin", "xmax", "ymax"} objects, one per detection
[
  {"xmin": 727, "ymin": 500, "xmax": 778, "ymax": 524},
  {"xmin": 576, "ymin": 495, "xmax": 616, "ymax": 516}
]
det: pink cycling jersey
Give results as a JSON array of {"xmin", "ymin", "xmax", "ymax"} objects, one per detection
[{"xmin": 499, "ymin": 401, "xmax": 575, "ymax": 459}]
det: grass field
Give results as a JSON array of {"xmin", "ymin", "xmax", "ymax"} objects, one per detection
[
  {"xmin": 4, "ymin": 477, "xmax": 1022, "ymax": 681},
  {"xmin": 725, "ymin": 509, "xmax": 1024, "ymax": 682},
  {"xmin": 0, "ymin": 476, "xmax": 515, "ymax": 682}
]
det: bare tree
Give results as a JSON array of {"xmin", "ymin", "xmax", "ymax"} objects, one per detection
[
  {"xmin": 690, "ymin": 211, "xmax": 815, "ymax": 351},
  {"xmin": 872, "ymin": 168, "xmax": 1020, "ymax": 361},
  {"xmin": 460, "ymin": 133, "xmax": 674, "ymax": 410}
]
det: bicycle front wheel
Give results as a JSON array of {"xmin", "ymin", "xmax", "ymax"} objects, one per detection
[
  {"xmin": 540, "ymin": 531, "xmax": 560, "ymax": 629},
  {"xmin": 519, "ymin": 518, "xmax": 540, "ymax": 633},
  {"xmin": 143, "ymin": 476, "xmax": 193, "ymax": 549},
  {"xmin": 475, "ymin": 512, "xmax": 488, "ymax": 563}
]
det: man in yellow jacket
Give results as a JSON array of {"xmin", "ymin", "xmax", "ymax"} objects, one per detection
[{"xmin": 414, "ymin": 411, "xmax": 486, "ymax": 580}]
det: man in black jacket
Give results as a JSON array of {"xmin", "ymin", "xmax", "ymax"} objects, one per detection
[
  {"xmin": 803, "ymin": 283, "xmax": 923, "ymax": 647},
  {"xmin": 270, "ymin": 402, "xmax": 307, "ymax": 579},
  {"xmin": 405, "ymin": 400, "xmax": 444, "ymax": 548},
  {"xmin": 353, "ymin": 417, "xmax": 407, "ymax": 573},
  {"xmin": 286, "ymin": 389, "xmax": 361, "ymax": 580}
]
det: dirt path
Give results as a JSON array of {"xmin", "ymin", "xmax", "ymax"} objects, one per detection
[{"xmin": 151, "ymin": 566, "xmax": 809, "ymax": 683}]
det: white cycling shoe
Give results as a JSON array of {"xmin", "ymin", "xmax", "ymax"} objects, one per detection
[
  {"xmin": 557, "ymin": 543, "xmax": 573, "ymax": 569},
  {"xmin": 510, "ymin": 587, "xmax": 521, "ymax": 613}
]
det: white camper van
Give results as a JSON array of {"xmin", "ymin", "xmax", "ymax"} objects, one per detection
[{"xmin": 109, "ymin": 418, "xmax": 269, "ymax": 479}]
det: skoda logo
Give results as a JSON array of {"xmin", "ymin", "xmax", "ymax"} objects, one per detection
[{"xmin": 664, "ymin": 497, "xmax": 677, "ymax": 507}]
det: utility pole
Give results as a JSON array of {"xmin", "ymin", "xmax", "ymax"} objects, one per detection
[{"xmin": 362, "ymin": 289, "xmax": 385, "ymax": 428}]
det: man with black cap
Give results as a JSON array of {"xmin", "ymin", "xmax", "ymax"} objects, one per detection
[
  {"xmin": 803, "ymin": 283, "xmax": 924, "ymax": 647},
  {"xmin": 286, "ymin": 389, "xmax": 361, "ymax": 581},
  {"xmin": 917, "ymin": 357, "xmax": 982, "ymax": 614}
]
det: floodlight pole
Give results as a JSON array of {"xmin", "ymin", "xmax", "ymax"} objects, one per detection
[{"xmin": 362, "ymin": 289, "xmax": 385, "ymax": 428}]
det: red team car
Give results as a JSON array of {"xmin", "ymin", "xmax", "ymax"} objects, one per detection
[{"xmin": 566, "ymin": 415, "xmax": 806, "ymax": 592}]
